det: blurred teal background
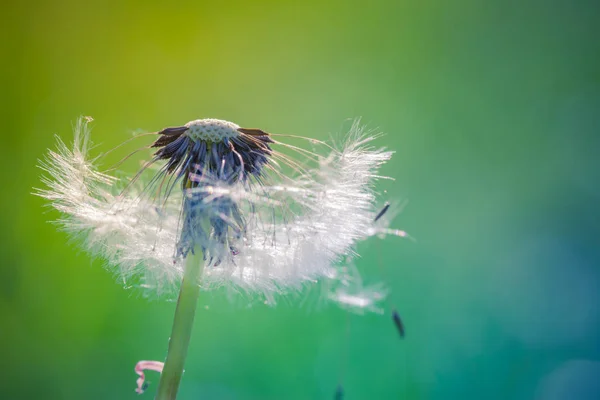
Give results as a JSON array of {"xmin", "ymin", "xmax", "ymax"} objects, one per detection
[{"xmin": 1, "ymin": 0, "xmax": 599, "ymax": 399}]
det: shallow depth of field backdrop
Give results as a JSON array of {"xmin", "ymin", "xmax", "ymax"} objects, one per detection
[{"xmin": 1, "ymin": 1, "xmax": 599, "ymax": 399}]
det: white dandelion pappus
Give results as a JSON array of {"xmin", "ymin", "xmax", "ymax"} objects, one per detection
[
  {"xmin": 37, "ymin": 116, "xmax": 403, "ymax": 310},
  {"xmin": 326, "ymin": 263, "xmax": 389, "ymax": 315}
]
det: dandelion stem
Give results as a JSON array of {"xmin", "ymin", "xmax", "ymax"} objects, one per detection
[{"xmin": 155, "ymin": 249, "xmax": 204, "ymax": 400}]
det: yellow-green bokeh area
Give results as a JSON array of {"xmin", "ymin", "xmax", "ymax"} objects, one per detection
[{"xmin": 2, "ymin": 0, "xmax": 600, "ymax": 399}]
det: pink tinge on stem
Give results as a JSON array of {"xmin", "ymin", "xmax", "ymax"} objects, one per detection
[{"xmin": 135, "ymin": 360, "xmax": 164, "ymax": 394}]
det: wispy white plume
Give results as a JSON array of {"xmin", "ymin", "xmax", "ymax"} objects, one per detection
[{"xmin": 37, "ymin": 117, "xmax": 404, "ymax": 310}]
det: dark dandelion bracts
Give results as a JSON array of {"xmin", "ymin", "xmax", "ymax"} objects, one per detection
[
  {"xmin": 38, "ymin": 117, "xmax": 405, "ymax": 307},
  {"xmin": 149, "ymin": 119, "xmax": 273, "ymax": 262}
]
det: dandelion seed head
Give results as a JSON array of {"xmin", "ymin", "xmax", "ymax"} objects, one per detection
[{"xmin": 37, "ymin": 116, "xmax": 404, "ymax": 311}]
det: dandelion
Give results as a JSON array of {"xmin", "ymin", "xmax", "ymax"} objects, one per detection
[{"xmin": 37, "ymin": 116, "xmax": 404, "ymax": 399}]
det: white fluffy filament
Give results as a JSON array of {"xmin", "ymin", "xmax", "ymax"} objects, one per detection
[{"xmin": 37, "ymin": 117, "xmax": 400, "ymax": 311}]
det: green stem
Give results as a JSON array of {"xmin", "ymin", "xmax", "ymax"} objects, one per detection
[{"xmin": 155, "ymin": 249, "xmax": 204, "ymax": 400}]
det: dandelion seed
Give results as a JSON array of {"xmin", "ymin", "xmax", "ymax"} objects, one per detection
[
  {"xmin": 328, "ymin": 264, "xmax": 388, "ymax": 314},
  {"xmin": 329, "ymin": 284, "xmax": 387, "ymax": 314},
  {"xmin": 374, "ymin": 202, "xmax": 390, "ymax": 222},
  {"xmin": 334, "ymin": 384, "xmax": 344, "ymax": 400},
  {"xmin": 392, "ymin": 308, "xmax": 405, "ymax": 338}
]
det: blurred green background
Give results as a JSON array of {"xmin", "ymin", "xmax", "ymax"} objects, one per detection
[{"xmin": 1, "ymin": 0, "xmax": 599, "ymax": 399}]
